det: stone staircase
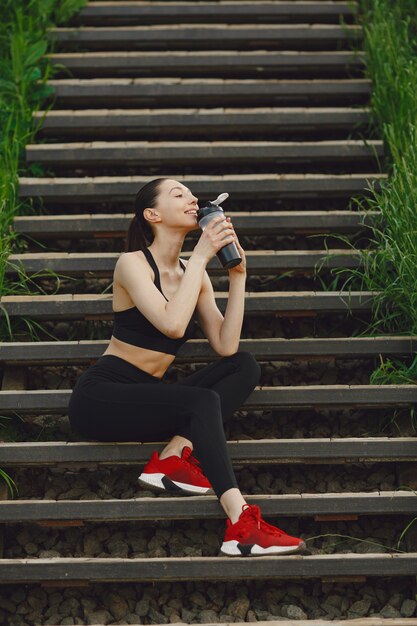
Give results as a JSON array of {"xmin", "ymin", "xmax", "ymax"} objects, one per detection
[{"xmin": 1, "ymin": 0, "xmax": 417, "ymax": 623}]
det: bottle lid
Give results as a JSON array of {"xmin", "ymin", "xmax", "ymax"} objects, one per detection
[
  {"xmin": 197, "ymin": 192, "xmax": 229, "ymax": 222},
  {"xmin": 212, "ymin": 192, "xmax": 229, "ymax": 205}
]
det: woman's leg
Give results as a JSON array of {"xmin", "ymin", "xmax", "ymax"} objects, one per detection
[
  {"xmin": 69, "ymin": 377, "xmax": 239, "ymax": 500},
  {"xmin": 166, "ymin": 350, "xmax": 261, "ymax": 451}
]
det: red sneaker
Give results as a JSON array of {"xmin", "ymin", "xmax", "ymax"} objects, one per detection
[
  {"xmin": 220, "ymin": 503, "xmax": 306, "ymax": 556},
  {"xmin": 138, "ymin": 446, "xmax": 214, "ymax": 495}
]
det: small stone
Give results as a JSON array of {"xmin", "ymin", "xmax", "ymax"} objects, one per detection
[
  {"xmin": 24, "ymin": 543, "xmax": 38, "ymax": 555},
  {"xmin": 44, "ymin": 615, "xmax": 62, "ymax": 625},
  {"xmin": 300, "ymin": 596, "xmax": 319, "ymax": 611},
  {"xmin": 190, "ymin": 591, "xmax": 206, "ymax": 608},
  {"xmin": 228, "ymin": 596, "xmax": 250, "ymax": 620},
  {"xmin": 16, "ymin": 602, "xmax": 31, "ymax": 616},
  {"xmin": 324, "ymin": 595, "xmax": 343, "ymax": 609},
  {"xmin": 125, "ymin": 613, "xmax": 143, "ymax": 624},
  {"xmin": 60, "ymin": 598, "xmax": 80, "ymax": 618},
  {"xmin": 181, "ymin": 608, "xmax": 195, "ymax": 622},
  {"xmin": 48, "ymin": 593, "xmax": 63, "ymax": 607},
  {"xmin": 389, "ymin": 593, "xmax": 404, "ymax": 608},
  {"xmin": 167, "ymin": 599, "xmax": 182, "ymax": 612},
  {"xmin": 83, "ymin": 534, "xmax": 102, "ymax": 556},
  {"xmin": 107, "ymin": 539, "xmax": 129, "ymax": 558},
  {"xmin": 282, "ymin": 604, "xmax": 308, "ymax": 620},
  {"xmin": 148, "ymin": 607, "xmax": 168, "ymax": 623},
  {"xmin": 199, "ymin": 609, "xmax": 220, "ymax": 622},
  {"xmin": 16, "ymin": 530, "xmax": 31, "ymax": 547},
  {"xmin": 168, "ymin": 612, "xmax": 182, "ymax": 623},
  {"xmin": 321, "ymin": 601, "xmax": 341, "ymax": 619},
  {"xmin": 254, "ymin": 608, "xmax": 273, "ymax": 620},
  {"xmin": 380, "ymin": 605, "xmax": 401, "ymax": 618},
  {"xmin": 348, "ymin": 598, "xmax": 372, "ymax": 618},
  {"xmin": 108, "ymin": 592, "xmax": 129, "ymax": 620},
  {"xmin": 80, "ymin": 598, "xmax": 97, "ymax": 613},
  {"xmin": 401, "ymin": 599, "xmax": 417, "ymax": 617},
  {"xmin": 135, "ymin": 598, "xmax": 150, "ymax": 617},
  {"xmin": 38, "ymin": 550, "xmax": 61, "ymax": 558},
  {"xmin": 87, "ymin": 610, "xmax": 113, "ymax": 625}
]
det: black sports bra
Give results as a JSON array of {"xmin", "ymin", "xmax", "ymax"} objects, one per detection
[{"xmin": 112, "ymin": 247, "xmax": 197, "ymax": 355}]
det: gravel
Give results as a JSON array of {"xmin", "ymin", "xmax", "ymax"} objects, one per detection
[{"xmin": 0, "ymin": 579, "xmax": 416, "ymax": 625}]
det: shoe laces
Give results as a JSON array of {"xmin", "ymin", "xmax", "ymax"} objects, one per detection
[
  {"xmin": 239, "ymin": 504, "xmax": 286, "ymax": 537},
  {"xmin": 181, "ymin": 446, "xmax": 205, "ymax": 476}
]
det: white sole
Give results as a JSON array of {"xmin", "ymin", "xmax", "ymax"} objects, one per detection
[
  {"xmin": 138, "ymin": 471, "xmax": 212, "ymax": 495},
  {"xmin": 220, "ymin": 539, "xmax": 305, "ymax": 556}
]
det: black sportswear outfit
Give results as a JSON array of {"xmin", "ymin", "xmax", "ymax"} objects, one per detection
[{"xmin": 68, "ymin": 247, "xmax": 261, "ymax": 498}]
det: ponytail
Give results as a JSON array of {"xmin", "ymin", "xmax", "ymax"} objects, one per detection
[{"xmin": 125, "ymin": 177, "xmax": 168, "ymax": 253}]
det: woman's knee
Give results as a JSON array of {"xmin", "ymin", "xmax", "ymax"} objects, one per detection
[{"xmin": 230, "ymin": 350, "xmax": 261, "ymax": 386}]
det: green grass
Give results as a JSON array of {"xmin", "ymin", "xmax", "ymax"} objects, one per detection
[
  {"xmin": 0, "ymin": 0, "xmax": 86, "ymax": 305},
  {"xmin": 327, "ymin": 0, "xmax": 417, "ymax": 383},
  {"xmin": 0, "ymin": 0, "xmax": 86, "ymax": 493},
  {"xmin": 359, "ymin": 0, "xmax": 417, "ymax": 381},
  {"xmin": 353, "ymin": 1, "xmax": 417, "ymax": 332}
]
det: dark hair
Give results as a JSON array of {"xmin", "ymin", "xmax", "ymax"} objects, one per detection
[{"xmin": 125, "ymin": 177, "xmax": 169, "ymax": 252}]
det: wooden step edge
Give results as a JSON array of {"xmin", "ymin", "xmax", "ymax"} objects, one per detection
[
  {"xmin": 5, "ymin": 249, "xmax": 364, "ymax": 275},
  {"xmin": 0, "ymin": 491, "xmax": 416, "ymax": 524},
  {"xmin": 2, "ymin": 437, "xmax": 417, "ymax": 466},
  {"xmin": 1, "ymin": 336, "xmax": 417, "ymax": 365},
  {"xmin": 0, "ymin": 553, "xmax": 416, "ymax": 584},
  {"xmin": 32, "ymin": 106, "xmax": 371, "ymax": 119}
]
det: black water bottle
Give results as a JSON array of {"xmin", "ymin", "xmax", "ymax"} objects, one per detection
[{"xmin": 196, "ymin": 193, "xmax": 242, "ymax": 269}]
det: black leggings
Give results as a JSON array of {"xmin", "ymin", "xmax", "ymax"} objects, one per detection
[{"xmin": 68, "ymin": 351, "xmax": 261, "ymax": 499}]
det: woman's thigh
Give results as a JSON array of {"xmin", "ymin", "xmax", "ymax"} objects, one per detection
[
  {"xmin": 68, "ymin": 378, "xmax": 221, "ymax": 442},
  {"xmin": 179, "ymin": 351, "xmax": 261, "ymax": 421}
]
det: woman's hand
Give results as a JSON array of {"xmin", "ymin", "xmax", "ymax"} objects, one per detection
[
  {"xmin": 225, "ymin": 216, "xmax": 247, "ymax": 276},
  {"xmin": 193, "ymin": 214, "xmax": 237, "ymax": 264}
]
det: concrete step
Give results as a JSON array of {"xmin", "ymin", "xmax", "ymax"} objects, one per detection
[
  {"xmin": 13, "ymin": 210, "xmax": 379, "ymax": 238},
  {"xmin": 2, "ymin": 337, "xmax": 416, "ymax": 365},
  {"xmin": 45, "ymin": 78, "xmax": 372, "ymax": 107},
  {"xmin": 1, "ymin": 553, "xmax": 417, "ymax": 584},
  {"xmin": 1, "ymin": 492, "xmax": 415, "ymax": 523},
  {"xmin": 3, "ymin": 437, "xmax": 417, "ymax": 466},
  {"xmin": 26, "ymin": 139, "xmax": 383, "ymax": 167},
  {"xmin": 73, "ymin": 2, "xmax": 357, "ymax": 26},
  {"xmin": 0, "ymin": 291, "xmax": 376, "ymax": 320},
  {"xmin": 18, "ymin": 173, "xmax": 386, "ymax": 204},
  {"xmin": 48, "ymin": 24, "xmax": 362, "ymax": 51},
  {"xmin": 49, "ymin": 50, "xmax": 365, "ymax": 78},
  {"xmin": 6, "ymin": 250, "xmax": 363, "ymax": 276},
  {"xmin": 33, "ymin": 107, "xmax": 372, "ymax": 139},
  {"xmin": 1, "ymin": 385, "xmax": 416, "ymax": 414}
]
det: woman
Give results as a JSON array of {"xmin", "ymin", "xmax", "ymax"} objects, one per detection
[{"xmin": 68, "ymin": 177, "xmax": 305, "ymax": 557}]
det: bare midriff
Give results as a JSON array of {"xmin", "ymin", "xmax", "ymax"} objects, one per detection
[
  {"xmin": 102, "ymin": 251, "xmax": 190, "ymax": 379},
  {"xmin": 102, "ymin": 335, "xmax": 175, "ymax": 379}
]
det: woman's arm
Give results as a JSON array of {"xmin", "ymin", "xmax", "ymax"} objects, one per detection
[
  {"xmin": 114, "ymin": 252, "xmax": 207, "ymax": 338},
  {"xmin": 115, "ymin": 214, "xmax": 236, "ymax": 339},
  {"xmin": 195, "ymin": 219, "xmax": 247, "ymax": 356}
]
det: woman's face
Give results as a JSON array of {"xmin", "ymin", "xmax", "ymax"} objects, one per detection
[{"xmin": 152, "ymin": 179, "xmax": 200, "ymax": 230}]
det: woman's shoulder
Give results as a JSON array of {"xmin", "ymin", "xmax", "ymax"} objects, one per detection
[{"xmin": 114, "ymin": 250, "xmax": 153, "ymax": 281}]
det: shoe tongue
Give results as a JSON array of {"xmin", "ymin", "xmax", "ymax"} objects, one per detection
[{"xmin": 241, "ymin": 503, "xmax": 258, "ymax": 519}]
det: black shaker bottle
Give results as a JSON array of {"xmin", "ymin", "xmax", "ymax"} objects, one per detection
[{"xmin": 196, "ymin": 193, "xmax": 242, "ymax": 269}]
